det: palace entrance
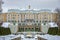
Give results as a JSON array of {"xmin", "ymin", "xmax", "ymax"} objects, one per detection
[
  {"xmin": 18, "ymin": 26, "xmax": 40, "ymax": 32},
  {"xmin": 18, "ymin": 19, "xmax": 41, "ymax": 32}
]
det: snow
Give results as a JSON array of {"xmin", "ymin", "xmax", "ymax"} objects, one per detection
[
  {"xmin": 0, "ymin": 34, "xmax": 60, "ymax": 40},
  {"xmin": 48, "ymin": 22, "xmax": 58, "ymax": 27},
  {"xmin": 41, "ymin": 22, "xmax": 58, "ymax": 27},
  {"xmin": 11, "ymin": 35, "xmax": 21, "ymax": 39},
  {"xmin": 21, "ymin": 35, "xmax": 24, "ymax": 38},
  {"xmin": 0, "ymin": 34, "xmax": 21, "ymax": 40},
  {"xmin": 38, "ymin": 34, "xmax": 60, "ymax": 40},
  {"xmin": 0, "ymin": 34, "xmax": 15, "ymax": 40},
  {"xmin": 1, "ymin": 22, "xmax": 10, "ymax": 28}
]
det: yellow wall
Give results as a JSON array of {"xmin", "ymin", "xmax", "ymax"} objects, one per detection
[
  {"xmin": 0, "ymin": 13, "xmax": 7, "ymax": 22},
  {"xmin": 0, "ymin": 12, "xmax": 58, "ymax": 23}
]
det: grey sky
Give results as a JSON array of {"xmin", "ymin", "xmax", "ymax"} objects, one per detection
[{"xmin": 2, "ymin": 0, "xmax": 60, "ymax": 12}]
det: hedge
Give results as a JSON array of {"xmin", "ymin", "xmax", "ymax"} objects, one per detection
[
  {"xmin": 48, "ymin": 27, "xmax": 60, "ymax": 35},
  {"xmin": 57, "ymin": 29, "xmax": 60, "ymax": 35},
  {"xmin": 0, "ymin": 27, "xmax": 11, "ymax": 36}
]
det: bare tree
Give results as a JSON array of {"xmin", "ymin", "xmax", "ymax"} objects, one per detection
[
  {"xmin": 55, "ymin": 8, "xmax": 60, "ymax": 13},
  {"xmin": 55, "ymin": 8, "xmax": 60, "ymax": 29}
]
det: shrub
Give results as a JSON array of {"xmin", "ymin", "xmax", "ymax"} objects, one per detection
[
  {"xmin": 48, "ymin": 27, "xmax": 58, "ymax": 35},
  {"xmin": 57, "ymin": 29, "xmax": 60, "ymax": 35},
  {"xmin": 0, "ymin": 27, "xmax": 11, "ymax": 36}
]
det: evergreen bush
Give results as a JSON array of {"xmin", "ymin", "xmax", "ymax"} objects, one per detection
[
  {"xmin": 0, "ymin": 27, "xmax": 11, "ymax": 36},
  {"xmin": 48, "ymin": 27, "xmax": 58, "ymax": 35}
]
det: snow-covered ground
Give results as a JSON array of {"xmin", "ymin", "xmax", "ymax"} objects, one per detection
[
  {"xmin": 37, "ymin": 34, "xmax": 60, "ymax": 40},
  {"xmin": 0, "ymin": 34, "xmax": 21, "ymax": 40},
  {"xmin": 22, "ymin": 38, "xmax": 36, "ymax": 40},
  {"xmin": 0, "ymin": 34, "xmax": 60, "ymax": 40},
  {"xmin": 0, "ymin": 22, "xmax": 59, "ymax": 40}
]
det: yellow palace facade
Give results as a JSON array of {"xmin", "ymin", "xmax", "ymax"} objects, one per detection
[{"xmin": 0, "ymin": 9, "xmax": 58, "ymax": 32}]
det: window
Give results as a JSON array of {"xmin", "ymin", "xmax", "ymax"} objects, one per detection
[
  {"xmin": 36, "ymin": 21, "xmax": 38, "ymax": 22},
  {"xmin": 18, "ymin": 20, "xmax": 19, "ymax": 22},
  {"xmin": 18, "ymin": 23, "xmax": 21, "ymax": 25},
  {"xmin": 8, "ymin": 20, "xmax": 10, "ymax": 22},
  {"xmin": 13, "ymin": 17, "xmax": 15, "ymax": 19},
  {"xmin": 8, "ymin": 15, "xmax": 10, "ymax": 16},
  {"xmin": 49, "ymin": 21, "xmax": 51, "ymax": 22},
  {"xmin": 22, "ymin": 23, "xmax": 25, "ymax": 26},
  {"xmin": 39, "ymin": 21, "xmax": 41, "ymax": 22},
  {"xmin": 38, "ymin": 23, "xmax": 40, "ymax": 26},
  {"xmin": 18, "ymin": 15, "xmax": 19, "ymax": 16},
  {"xmin": 45, "ymin": 21, "xmax": 47, "ymax": 22}
]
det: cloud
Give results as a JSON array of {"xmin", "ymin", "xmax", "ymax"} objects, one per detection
[{"xmin": 2, "ymin": 0, "xmax": 60, "ymax": 12}]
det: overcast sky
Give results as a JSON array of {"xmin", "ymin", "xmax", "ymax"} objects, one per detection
[{"xmin": 2, "ymin": 0, "xmax": 60, "ymax": 12}]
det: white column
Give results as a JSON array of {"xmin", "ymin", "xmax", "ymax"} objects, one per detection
[
  {"xmin": 7, "ymin": 14, "xmax": 8, "ymax": 22},
  {"xmin": 48, "ymin": 14, "xmax": 49, "ymax": 23},
  {"xmin": 51, "ymin": 14, "xmax": 52, "ymax": 22},
  {"xmin": 41, "ymin": 13, "xmax": 43, "ymax": 24}
]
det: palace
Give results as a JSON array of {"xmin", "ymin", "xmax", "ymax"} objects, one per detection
[{"xmin": 0, "ymin": 9, "xmax": 58, "ymax": 32}]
